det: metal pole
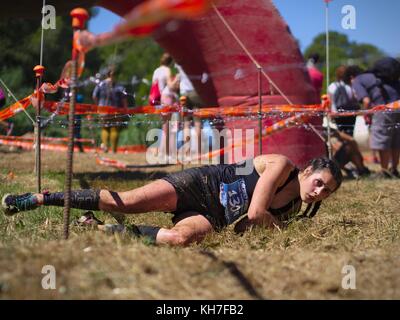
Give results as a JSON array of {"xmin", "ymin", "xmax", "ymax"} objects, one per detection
[
  {"xmin": 325, "ymin": 0, "xmax": 333, "ymax": 159},
  {"xmin": 63, "ymin": 58, "xmax": 77, "ymax": 240},
  {"xmin": 64, "ymin": 8, "xmax": 89, "ymax": 240},
  {"xmin": 180, "ymin": 108, "xmax": 184, "ymax": 171},
  {"xmin": 258, "ymin": 66, "xmax": 263, "ymax": 155},
  {"xmin": 33, "ymin": 66, "xmax": 44, "ymax": 193},
  {"xmin": 35, "ymin": 0, "xmax": 46, "ymax": 192},
  {"xmin": 166, "ymin": 118, "xmax": 170, "ymax": 162}
]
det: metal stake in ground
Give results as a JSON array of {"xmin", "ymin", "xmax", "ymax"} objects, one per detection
[
  {"xmin": 257, "ymin": 65, "xmax": 263, "ymax": 156},
  {"xmin": 63, "ymin": 8, "xmax": 89, "ymax": 240},
  {"xmin": 325, "ymin": 0, "xmax": 333, "ymax": 159},
  {"xmin": 33, "ymin": 65, "xmax": 45, "ymax": 193}
]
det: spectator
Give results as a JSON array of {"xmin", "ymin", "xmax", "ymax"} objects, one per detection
[
  {"xmin": 328, "ymin": 65, "xmax": 360, "ymax": 136},
  {"xmin": 0, "ymin": 86, "xmax": 13, "ymax": 136},
  {"xmin": 0, "ymin": 86, "xmax": 6, "ymax": 108},
  {"xmin": 306, "ymin": 53, "xmax": 324, "ymax": 100},
  {"xmin": 92, "ymin": 69, "xmax": 128, "ymax": 153},
  {"xmin": 323, "ymin": 127, "xmax": 371, "ymax": 179},
  {"xmin": 351, "ymin": 57, "xmax": 400, "ymax": 178},
  {"xmin": 74, "ymin": 93, "xmax": 85, "ymax": 153},
  {"xmin": 150, "ymin": 53, "xmax": 180, "ymax": 158},
  {"xmin": 344, "ymin": 65, "xmax": 379, "ymax": 164},
  {"xmin": 60, "ymin": 88, "xmax": 85, "ymax": 153},
  {"xmin": 175, "ymin": 63, "xmax": 205, "ymax": 159}
]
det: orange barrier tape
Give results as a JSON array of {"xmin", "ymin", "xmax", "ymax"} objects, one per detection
[
  {"xmin": 95, "ymin": 156, "xmax": 131, "ymax": 169},
  {"xmin": 2, "ymin": 89, "xmax": 399, "ymax": 123},
  {"xmin": 0, "ymin": 135, "xmax": 94, "ymax": 144},
  {"xmin": 42, "ymin": 101, "xmax": 179, "ymax": 116},
  {"xmin": 264, "ymin": 113, "xmax": 311, "ymax": 135},
  {"xmin": 329, "ymin": 100, "xmax": 400, "ymax": 118},
  {"xmin": 0, "ymin": 95, "xmax": 32, "ymax": 121},
  {"xmin": 191, "ymin": 104, "xmax": 323, "ymax": 118},
  {"xmin": 41, "ymin": 101, "xmax": 325, "ymax": 117},
  {"xmin": 80, "ymin": 0, "xmax": 214, "ymax": 51},
  {"xmin": 189, "ymin": 112, "xmax": 312, "ymax": 162},
  {"xmin": 41, "ymin": 99, "xmax": 399, "ymax": 118},
  {"xmin": 0, "ymin": 135, "xmax": 146, "ymax": 154},
  {"xmin": 0, "ymin": 137, "xmax": 81, "ymax": 152}
]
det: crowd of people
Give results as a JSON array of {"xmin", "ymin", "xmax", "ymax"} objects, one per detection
[
  {"xmin": 89, "ymin": 53, "xmax": 204, "ymax": 157},
  {"xmin": 2, "ymin": 51, "xmax": 399, "ymax": 180},
  {"xmin": 307, "ymin": 54, "xmax": 400, "ymax": 179}
]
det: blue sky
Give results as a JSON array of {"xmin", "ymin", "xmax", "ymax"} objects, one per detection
[{"xmin": 88, "ymin": 0, "xmax": 400, "ymax": 57}]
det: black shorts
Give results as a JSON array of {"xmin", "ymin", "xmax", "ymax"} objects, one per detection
[{"xmin": 161, "ymin": 166, "xmax": 227, "ymax": 231}]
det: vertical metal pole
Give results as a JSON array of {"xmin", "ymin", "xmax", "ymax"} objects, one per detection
[
  {"xmin": 166, "ymin": 118, "xmax": 170, "ymax": 162},
  {"xmin": 33, "ymin": 66, "xmax": 44, "ymax": 193},
  {"xmin": 257, "ymin": 66, "xmax": 263, "ymax": 155},
  {"xmin": 63, "ymin": 58, "xmax": 77, "ymax": 240},
  {"xmin": 36, "ymin": 80, "xmax": 41, "ymax": 193},
  {"xmin": 180, "ymin": 108, "xmax": 184, "ymax": 171},
  {"xmin": 64, "ymin": 8, "xmax": 89, "ymax": 240},
  {"xmin": 325, "ymin": 1, "xmax": 333, "ymax": 159}
]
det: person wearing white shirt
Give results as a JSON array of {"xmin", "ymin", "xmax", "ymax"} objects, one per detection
[
  {"xmin": 151, "ymin": 53, "xmax": 179, "ymax": 159},
  {"xmin": 327, "ymin": 66, "xmax": 359, "ymax": 136}
]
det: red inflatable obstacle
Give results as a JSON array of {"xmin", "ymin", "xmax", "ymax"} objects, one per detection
[
  {"xmin": 3, "ymin": 0, "xmax": 326, "ymax": 166},
  {"xmin": 99, "ymin": 0, "xmax": 325, "ymax": 166}
]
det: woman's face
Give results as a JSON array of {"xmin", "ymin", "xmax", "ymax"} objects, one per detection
[{"xmin": 299, "ymin": 168, "xmax": 338, "ymax": 203}]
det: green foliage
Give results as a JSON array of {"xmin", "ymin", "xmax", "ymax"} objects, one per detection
[
  {"xmin": 0, "ymin": 10, "xmax": 165, "ymax": 145},
  {"xmin": 304, "ymin": 31, "xmax": 385, "ymax": 92},
  {"xmin": 84, "ymin": 37, "xmax": 164, "ymax": 107}
]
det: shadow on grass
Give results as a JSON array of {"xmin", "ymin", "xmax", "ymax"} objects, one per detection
[
  {"xmin": 200, "ymin": 250, "xmax": 266, "ymax": 300},
  {"xmin": 74, "ymin": 170, "xmax": 175, "ymax": 189}
]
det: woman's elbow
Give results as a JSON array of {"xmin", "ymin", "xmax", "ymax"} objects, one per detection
[{"xmin": 247, "ymin": 210, "xmax": 264, "ymax": 223}]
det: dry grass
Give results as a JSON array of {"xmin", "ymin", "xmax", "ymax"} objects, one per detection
[{"xmin": 0, "ymin": 147, "xmax": 400, "ymax": 299}]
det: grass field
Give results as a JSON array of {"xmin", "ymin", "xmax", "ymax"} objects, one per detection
[{"xmin": 0, "ymin": 147, "xmax": 399, "ymax": 299}]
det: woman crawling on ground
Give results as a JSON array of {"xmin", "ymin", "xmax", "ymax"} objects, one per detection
[{"xmin": 2, "ymin": 154, "xmax": 342, "ymax": 246}]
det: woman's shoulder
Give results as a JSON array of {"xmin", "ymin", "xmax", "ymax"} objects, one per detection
[
  {"xmin": 253, "ymin": 154, "xmax": 295, "ymax": 173},
  {"xmin": 255, "ymin": 153, "xmax": 293, "ymax": 163},
  {"xmin": 158, "ymin": 65, "xmax": 170, "ymax": 73},
  {"xmin": 153, "ymin": 66, "xmax": 170, "ymax": 78}
]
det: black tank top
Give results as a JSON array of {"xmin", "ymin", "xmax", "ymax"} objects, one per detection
[{"xmin": 219, "ymin": 159, "xmax": 301, "ymax": 217}]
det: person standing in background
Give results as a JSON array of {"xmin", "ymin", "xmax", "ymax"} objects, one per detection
[
  {"xmin": 328, "ymin": 65, "xmax": 360, "ymax": 136},
  {"xmin": 92, "ymin": 69, "xmax": 128, "ymax": 153},
  {"xmin": 0, "ymin": 86, "xmax": 13, "ymax": 136},
  {"xmin": 307, "ymin": 53, "xmax": 324, "ymax": 101},
  {"xmin": 344, "ymin": 65, "xmax": 379, "ymax": 164},
  {"xmin": 150, "ymin": 53, "xmax": 180, "ymax": 159},
  {"xmin": 74, "ymin": 93, "xmax": 85, "ymax": 153},
  {"xmin": 0, "ymin": 86, "xmax": 6, "ymax": 108},
  {"xmin": 351, "ymin": 57, "xmax": 400, "ymax": 178},
  {"xmin": 175, "ymin": 63, "xmax": 205, "ymax": 159}
]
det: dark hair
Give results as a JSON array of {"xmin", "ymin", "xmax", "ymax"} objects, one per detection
[
  {"xmin": 308, "ymin": 53, "xmax": 320, "ymax": 64},
  {"xmin": 343, "ymin": 65, "xmax": 363, "ymax": 84},
  {"xmin": 306, "ymin": 157, "xmax": 343, "ymax": 191},
  {"xmin": 106, "ymin": 65, "xmax": 116, "ymax": 78},
  {"xmin": 298, "ymin": 157, "xmax": 343, "ymax": 220},
  {"xmin": 160, "ymin": 53, "xmax": 173, "ymax": 66},
  {"xmin": 335, "ymin": 65, "xmax": 346, "ymax": 81},
  {"xmin": 371, "ymin": 57, "xmax": 400, "ymax": 84}
]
